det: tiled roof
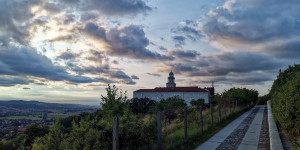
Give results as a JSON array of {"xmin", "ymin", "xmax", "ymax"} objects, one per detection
[{"xmin": 134, "ymin": 86, "xmax": 209, "ymax": 93}]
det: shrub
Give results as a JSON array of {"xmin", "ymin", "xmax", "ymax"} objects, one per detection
[{"xmin": 270, "ymin": 65, "xmax": 300, "ymax": 144}]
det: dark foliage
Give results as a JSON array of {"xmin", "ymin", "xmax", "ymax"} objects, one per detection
[
  {"xmin": 129, "ymin": 98, "xmax": 156, "ymax": 114},
  {"xmin": 269, "ymin": 64, "xmax": 300, "ymax": 146}
]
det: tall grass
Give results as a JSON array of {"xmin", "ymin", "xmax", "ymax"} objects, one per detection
[{"xmin": 161, "ymin": 105, "xmax": 253, "ymax": 150}]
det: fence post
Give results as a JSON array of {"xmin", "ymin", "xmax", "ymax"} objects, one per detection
[
  {"xmin": 157, "ymin": 111, "xmax": 162, "ymax": 150},
  {"xmin": 218, "ymin": 101, "xmax": 221, "ymax": 122},
  {"xmin": 200, "ymin": 105, "xmax": 203, "ymax": 133},
  {"xmin": 113, "ymin": 116, "xmax": 119, "ymax": 150},
  {"xmin": 210, "ymin": 102, "xmax": 214, "ymax": 126},
  {"xmin": 184, "ymin": 107, "xmax": 188, "ymax": 140},
  {"xmin": 229, "ymin": 101, "xmax": 231, "ymax": 114},
  {"xmin": 224, "ymin": 101, "xmax": 227, "ymax": 118}
]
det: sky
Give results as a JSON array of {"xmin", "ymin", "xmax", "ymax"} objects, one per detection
[{"xmin": 0, "ymin": 0, "xmax": 299, "ymax": 105}]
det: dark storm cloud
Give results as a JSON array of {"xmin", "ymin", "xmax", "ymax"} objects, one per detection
[
  {"xmin": 169, "ymin": 50, "xmax": 200, "ymax": 58},
  {"xmin": 60, "ymin": 0, "xmax": 151, "ymax": 16},
  {"xmin": 0, "ymin": 46, "xmax": 97, "ymax": 84},
  {"xmin": 0, "ymin": 76, "xmax": 31, "ymax": 87},
  {"xmin": 131, "ymin": 75, "xmax": 139, "ymax": 80},
  {"xmin": 83, "ymin": 23, "xmax": 173, "ymax": 60},
  {"xmin": 22, "ymin": 87, "xmax": 31, "ymax": 90}
]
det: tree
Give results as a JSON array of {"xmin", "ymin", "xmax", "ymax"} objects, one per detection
[
  {"xmin": 190, "ymin": 99, "xmax": 205, "ymax": 108},
  {"xmin": 24, "ymin": 125, "xmax": 49, "ymax": 149},
  {"xmin": 32, "ymin": 119, "xmax": 64, "ymax": 150},
  {"xmin": 100, "ymin": 84, "xmax": 128, "ymax": 119},
  {"xmin": 129, "ymin": 98, "xmax": 156, "ymax": 114}
]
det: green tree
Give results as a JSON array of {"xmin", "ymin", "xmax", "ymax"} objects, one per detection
[
  {"xmin": 100, "ymin": 84, "xmax": 128, "ymax": 119},
  {"xmin": 129, "ymin": 98, "xmax": 156, "ymax": 114},
  {"xmin": 190, "ymin": 98, "xmax": 205, "ymax": 108},
  {"xmin": 32, "ymin": 119, "xmax": 64, "ymax": 150}
]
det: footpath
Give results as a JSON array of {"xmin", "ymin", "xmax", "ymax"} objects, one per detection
[{"xmin": 195, "ymin": 104, "xmax": 283, "ymax": 150}]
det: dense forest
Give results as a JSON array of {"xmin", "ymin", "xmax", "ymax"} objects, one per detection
[
  {"xmin": 0, "ymin": 84, "xmax": 258, "ymax": 150},
  {"xmin": 269, "ymin": 64, "xmax": 300, "ymax": 148}
]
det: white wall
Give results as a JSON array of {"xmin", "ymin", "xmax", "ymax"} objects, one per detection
[{"xmin": 133, "ymin": 92, "xmax": 210, "ymax": 105}]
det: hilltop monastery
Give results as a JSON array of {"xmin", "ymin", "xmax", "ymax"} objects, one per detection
[{"xmin": 133, "ymin": 72, "xmax": 214, "ymax": 104}]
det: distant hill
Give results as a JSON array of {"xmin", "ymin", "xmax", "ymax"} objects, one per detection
[{"xmin": 0, "ymin": 100, "xmax": 98, "ymax": 113}]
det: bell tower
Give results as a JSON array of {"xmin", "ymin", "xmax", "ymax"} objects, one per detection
[{"xmin": 166, "ymin": 71, "xmax": 176, "ymax": 88}]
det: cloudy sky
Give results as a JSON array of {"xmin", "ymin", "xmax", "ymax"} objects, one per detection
[{"xmin": 0, "ymin": 0, "xmax": 299, "ymax": 105}]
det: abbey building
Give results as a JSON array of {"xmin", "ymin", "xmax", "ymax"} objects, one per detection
[{"xmin": 133, "ymin": 72, "xmax": 214, "ymax": 104}]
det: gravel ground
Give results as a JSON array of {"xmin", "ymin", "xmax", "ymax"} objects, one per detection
[
  {"xmin": 216, "ymin": 107, "xmax": 259, "ymax": 150},
  {"xmin": 258, "ymin": 107, "xmax": 270, "ymax": 150}
]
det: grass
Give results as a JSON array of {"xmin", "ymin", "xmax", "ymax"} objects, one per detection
[{"xmin": 161, "ymin": 105, "xmax": 253, "ymax": 150}]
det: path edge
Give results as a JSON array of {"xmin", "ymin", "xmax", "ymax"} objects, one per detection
[{"xmin": 267, "ymin": 100, "xmax": 284, "ymax": 150}]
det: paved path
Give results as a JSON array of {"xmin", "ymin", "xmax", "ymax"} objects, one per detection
[{"xmin": 196, "ymin": 105, "xmax": 271, "ymax": 150}]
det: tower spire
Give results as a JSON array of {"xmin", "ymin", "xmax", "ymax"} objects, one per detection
[{"xmin": 166, "ymin": 71, "xmax": 176, "ymax": 88}]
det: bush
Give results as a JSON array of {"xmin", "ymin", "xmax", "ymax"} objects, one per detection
[
  {"xmin": 129, "ymin": 98, "xmax": 156, "ymax": 114},
  {"xmin": 190, "ymin": 99, "xmax": 204, "ymax": 107},
  {"xmin": 153, "ymin": 96, "xmax": 187, "ymax": 112},
  {"xmin": 270, "ymin": 64, "xmax": 300, "ymax": 145}
]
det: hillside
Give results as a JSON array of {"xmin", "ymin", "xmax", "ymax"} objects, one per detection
[{"xmin": 0, "ymin": 100, "xmax": 98, "ymax": 117}]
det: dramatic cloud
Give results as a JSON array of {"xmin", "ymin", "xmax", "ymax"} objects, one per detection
[
  {"xmin": 56, "ymin": 49, "xmax": 137, "ymax": 85},
  {"xmin": 172, "ymin": 20, "xmax": 202, "ymax": 42},
  {"xmin": 0, "ymin": 76, "xmax": 31, "ymax": 87},
  {"xmin": 158, "ymin": 51, "xmax": 284, "ymax": 84},
  {"xmin": 0, "ymin": 0, "xmax": 41, "ymax": 45},
  {"xmin": 199, "ymin": 0, "xmax": 300, "ymax": 54},
  {"xmin": 169, "ymin": 50, "xmax": 200, "ymax": 58},
  {"xmin": 264, "ymin": 40, "xmax": 300, "ymax": 59},
  {"xmin": 83, "ymin": 23, "xmax": 174, "ymax": 60},
  {"xmin": 0, "ymin": 46, "xmax": 96, "ymax": 84},
  {"xmin": 57, "ymin": 51, "xmax": 81, "ymax": 60},
  {"xmin": 60, "ymin": 0, "xmax": 151, "ymax": 16},
  {"xmin": 49, "ymin": 35, "xmax": 76, "ymax": 43}
]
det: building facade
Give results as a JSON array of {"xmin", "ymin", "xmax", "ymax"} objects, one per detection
[{"xmin": 133, "ymin": 72, "xmax": 214, "ymax": 104}]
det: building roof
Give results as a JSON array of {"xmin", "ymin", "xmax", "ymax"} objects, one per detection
[{"xmin": 134, "ymin": 86, "xmax": 209, "ymax": 93}]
